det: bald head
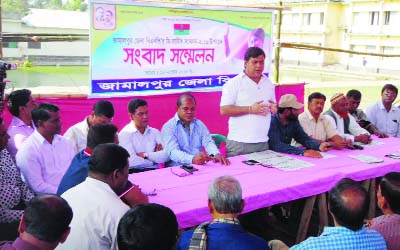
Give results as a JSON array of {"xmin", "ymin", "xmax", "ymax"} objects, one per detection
[{"xmin": 328, "ymin": 178, "xmax": 369, "ymax": 231}]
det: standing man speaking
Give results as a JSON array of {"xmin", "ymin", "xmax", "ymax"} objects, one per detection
[{"xmin": 220, "ymin": 47, "xmax": 277, "ymax": 157}]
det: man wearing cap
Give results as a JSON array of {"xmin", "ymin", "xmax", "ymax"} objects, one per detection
[
  {"xmin": 298, "ymin": 92, "xmax": 347, "ymax": 149},
  {"xmin": 268, "ymin": 94, "xmax": 331, "ymax": 158},
  {"xmin": 324, "ymin": 93, "xmax": 371, "ymax": 144}
]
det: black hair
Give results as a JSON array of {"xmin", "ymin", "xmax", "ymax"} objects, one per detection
[
  {"xmin": 31, "ymin": 102, "xmax": 59, "ymax": 127},
  {"xmin": 88, "ymin": 143, "xmax": 130, "ymax": 175},
  {"xmin": 24, "ymin": 195, "xmax": 73, "ymax": 242},
  {"xmin": 93, "ymin": 100, "xmax": 114, "ymax": 118},
  {"xmin": 117, "ymin": 203, "xmax": 178, "ymax": 250},
  {"xmin": 244, "ymin": 47, "xmax": 265, "ymax": 61},
  {"xmin": 308, "ymin": 92, "xmax": 326, "ymax": 103},
  {"xmin": 86, "ymin": 123, "xmax": 118, "ymax": 149},
  {"xmin": 381, "ymin": 84, "xmax": 398, "ymax": 96},
  {"xmin": 7, "ymin": 89, "xmax": 32, "ymax": 116},
  {"xmin": 128, "ymin": 98, "xmax": 147, "ymax": 114},
  {"xmin": 346, "ymin": 89, "xmax": 362, "ymax": 100},
  {"xmin": 380, "ymin": 172, "xmax": 400, "ymax": 214},
  {"xmin": 177, "ymin": 93, "xmax": 196, "ymax": 107},
  {"xmin": 328, "ymin": 178, "xmax": 369, "ymax": 231}
]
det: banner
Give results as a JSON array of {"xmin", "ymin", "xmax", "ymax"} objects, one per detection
[{"xmin": 90, "ymin": 1, "xmax": 273, "ymax": 97}]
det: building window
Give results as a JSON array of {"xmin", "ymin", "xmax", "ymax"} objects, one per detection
[
  {"xmin": 303, "ymin": 13, "xmax": 311, "ymax": 25},
  {"xmin": 292, "ymin": 14, "xmax": 300, "ymax": 26},
  {"xmin": 3, "ymin": 42, "xmax": 18, "ymax": 48},
  {"xmin": 370, "ymin": 11, "xmax": 379, "ymax": 25},
  {"xmin": 384, "ymin": 11, "xmax": 391, "ymax": 25},
  {"xmin": 349, "ymin": 45, "xmax": 355, "ymax": 58},
  {"xmin": 28, "ymin": 42, "xmax": 41, "ymax": 49},
  {"xmin": 320, "ymin": 13, "xmax": 324, "ymax": 25}
]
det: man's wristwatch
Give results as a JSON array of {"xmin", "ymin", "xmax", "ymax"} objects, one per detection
[{"xmin": 143, "ymin": 153, "xmax": 149, "ymax": 160}]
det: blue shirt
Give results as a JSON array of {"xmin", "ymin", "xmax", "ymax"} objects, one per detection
[
  {"xmin": 177, "ymin": 222, "xmax": 270, "ymax": 250},
  {"xmin": 161, "ymin": 113, "xmax": 220, "ymax": 166},
  {"xmin": 268, "ymin": 114, "xmax": 320, "ymax": 155},
  {"xmin": 290, "ymin": 226, "xmax": 387, "ymax": 250},
  {"xmin": 57, "ymin": 150, "xmax": 90, "ymax": 195}
]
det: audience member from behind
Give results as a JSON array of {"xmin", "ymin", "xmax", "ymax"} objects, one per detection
[
  {"xmin": 368, "ymin": 172, "xmax": 400, "ymax": 250},
  {"xmin": 57, "ymin": 143, "xmax": 148, "ymax": 250},
  {"xmin": 16, "ymin": 102, "xmax": 75, "ymax": 194},
  {"xmin": 119, "ymin": 98, "xmax": 169, "ymax": 172},
  {"xmin": 0, "ymin": 117, "xmax": 35, "ymax": 241},
  {"xmin": 6, "ymin": 89, "xmax": 36, "ymax": 160},
  {"xmin": 64, "ymin": 100, "xmax": 114, "ymax": 153},
  {"xmin": 298, "ymin": 92, "xmax": 347, "ymax": 149},
  {"xmin": 220, "ymin": 47, "xmax": 277, "ymax": 157},
  {"xmin": 177, "ymin": 175, "xmax": 270, "ymax": 250},
  {"xmin": 162, "ymin": 93, "xmax": 229, "ymax": 166},
  {"xmin": 346, "ymin": 89, "xmax": 388, "ymax": 138},
  {"xmin": 57, "ymin": 123, "xmax": 118, "ymax": 195},
  {"xmin": 366, "ymin": 84, "xmax": 400, "ymax": 137},
  {"xmin": 290, "ymin": 178, "xmax": 386, "ymax": 250},
  {"xmin": 268, "ymin": 94, "xmax": 331, "ymax": 158},
  {"xmin": 325, "ymin": 93, "xmax": 371, "ymax": 144},
  {"xmin": 117, "ymin": 204, "xmax": 178, "ymax": 250},
  {"xmin": 0, "ymin": 194, "xmax": 73, "ymax": 250}
]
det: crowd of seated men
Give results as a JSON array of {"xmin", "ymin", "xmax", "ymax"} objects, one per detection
[{"xmin": 0, "ymin": 46, "xmax": 399, "ymax": 249}]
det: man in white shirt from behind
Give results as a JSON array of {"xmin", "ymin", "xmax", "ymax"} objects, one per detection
[
  {"xmin": 119, "ymin": 98, "xmax": 169, "ymax": 172},
  {"xmin": 64, "ymin": 100, "xmax": 114, "ymax": 154},
  {"xmin": 16, "ymin": 102, "xmax": 75, "ymax": 194},
  {"xmin": 6, "ymin": 89, "xmax": 36, "ymax": 160},
  {"xmin": 298, "ymin": 92, "xmax": 347, "ymax": 149},
  {"xmin": 56, "ymin": 143, "xmax": 148, "ymax": 250}
]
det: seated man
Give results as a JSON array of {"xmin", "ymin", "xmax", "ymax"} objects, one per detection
[
  {"xmin": 6, "ymin": 89, "xmax": 36, "ymax": 160},
  {"xmin": 177, "ymin": 175, "xmax": 270, "ymax": 250},
  {"xmin": 16, "ymin": 103, "xmax": 75, "ymax": 194},
  {"xmin": 366, "ymin": 84, "xmax": 400, "ymax": 137},
  {"xmin": 0, "ymin": 194, "xmax": 73, "ymax": 250},
  {"xmin": 298, "ymin": 92, "xmax": 347, "ymax": 149},
  {"xmin": 368, "ymin": 172, "xmax": 400, "ymax": 250},
  {"xmin": 290, "ymin": 178, "xmax": 386, "ymax": 250},
  {"xmin": 57, "ymin": 143, "xmax": 148, "ymax": 250},
  {"xmin": 0, "ymin": 117, "xmax": 35, "ymax": 241},
  {"xmin": 57, "ymin": 123, "xmax": 118, "ymax": 195},
  {"xmin": 162, "ymin": 93, "xmax": 229, "ymax": 166},
  {"xmin": 268, "ymin": 94, "xmax": 330, "ymax": 158},
  {"xmin": 346, "ymin": 89, "xmax": 388, "ymax": 138},
  {"xmin": 117, "ymin": 204, "xmax": 178, "ymax": 250},
  {"xmin": 324, "ymin": 93, "xmax": 371, "ymax": 144},
  {"xmin": 119, "ymin": 98, "xmax": 169, "ymax": 172},
  {"xmin": 64, "ymin": 100, "xmax": 114, "ymax": 154}
]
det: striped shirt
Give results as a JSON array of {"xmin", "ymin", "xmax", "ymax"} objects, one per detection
[{"xmin": 369, "ymin": 214, "xmax": 400, "ymax": 250}]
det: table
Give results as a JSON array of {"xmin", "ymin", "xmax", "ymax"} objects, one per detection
[{"xmin": 129, "ymin": 136, "xmax": 400, "ymax": 230}]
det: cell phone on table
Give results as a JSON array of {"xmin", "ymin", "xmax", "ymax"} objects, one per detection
[
  {"xmin": 181, "ymin": 164, "xmax": 198, "ymax": 173},
  {"xmin": 242, "ymin": 159, "xmax": 260, "ymax": 165}
]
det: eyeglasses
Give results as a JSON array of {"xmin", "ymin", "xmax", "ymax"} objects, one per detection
[
  {"xmin": 170, "ymin": 167, "xmax": 192, "ymax": 177},
  {"xmin": 383, "ymin": 91, "xmax": 397, "ymax": 97}
]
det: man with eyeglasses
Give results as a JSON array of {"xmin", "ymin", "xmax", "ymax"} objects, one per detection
[
  {"xmin": 119, "ymin": 98, "xmax": 169, "ymax": 172},
  {"xmin": 162, "ymin": 93, "xmax": 230, "ymax": 166},
  {"xmin": 324, "ymin": 93, "xmax": 371, "ymax": 144},
  {"xmin": 366, "ymin": 84, "xmax": 400, "ymax": 137}
]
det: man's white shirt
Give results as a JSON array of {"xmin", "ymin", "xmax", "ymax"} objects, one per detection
[{"xmin": 64, "ymin": 117, "xmax": 89, "ymax": 154}]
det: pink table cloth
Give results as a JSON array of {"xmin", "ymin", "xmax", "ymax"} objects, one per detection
[{"xmin": 129, "ymin": 136, "xmax": 400, "ymax": 229}]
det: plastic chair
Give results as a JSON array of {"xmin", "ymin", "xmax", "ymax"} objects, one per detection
[{"xmin": 211, "ymin": 134, "xmax": 227, "ymax": 149}]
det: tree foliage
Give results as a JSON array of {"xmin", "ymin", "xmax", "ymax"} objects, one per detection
[{"xmin": 1, "ymin": 0, "xmax": 87, "ymax": 16}]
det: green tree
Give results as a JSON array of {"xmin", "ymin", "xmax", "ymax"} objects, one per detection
[
  {"xmin": 1, "ymin": 0, "xmax": 28, "ymax": 16},
  {"xmin": 63, "ymin": 0, "xmax": 87, "ymax": 11},
  {"xmin": 48, "ymin": 0, "xmax": 62, "ymax": 9}
]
